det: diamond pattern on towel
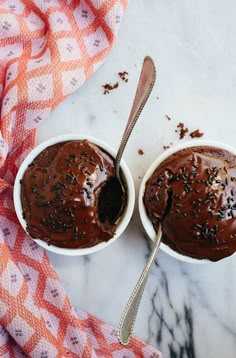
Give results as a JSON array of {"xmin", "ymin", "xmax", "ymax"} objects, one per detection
[{"xmin": 7, "ymin": 315, "xmax": 35, "ymax": 346}]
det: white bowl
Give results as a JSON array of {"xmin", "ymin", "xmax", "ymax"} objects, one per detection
[
  {"xmin": 14, "ymin": 134, "xmax": 135, "ymax": 256},
  {"xmin": 139, "ymin": 140, "xmax": 236, "ymax": 264}
]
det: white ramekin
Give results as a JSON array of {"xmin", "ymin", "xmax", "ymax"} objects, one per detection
[
  {"xmin": 139, "ymin": 140, "xmax": 236, "ymax": 264},
  {"xmin": 14, "ymin": 134, "xmax": 135, "ymax": 256}
]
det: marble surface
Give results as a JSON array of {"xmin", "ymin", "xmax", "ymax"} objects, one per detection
[{"xmin": 37, "ymin": 1, "xmax": 236, "ymax": 357}]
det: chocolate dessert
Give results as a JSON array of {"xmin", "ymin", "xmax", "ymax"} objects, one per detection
[
  {"xmin": 144, "ymin": 146, "xmax": 236, "ymax": 261},
  {"xmin": 21, "ymin": 140, "xmax": 126, "ymax": 249}
]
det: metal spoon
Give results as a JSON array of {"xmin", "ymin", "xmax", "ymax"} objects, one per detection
[
  {"xmin": 118, "ymin": 226, "xmax": 162, "ymax": 346},
  {"xmin": 98, "ymin": 57, "xmax": 156, "ymax": 224}
]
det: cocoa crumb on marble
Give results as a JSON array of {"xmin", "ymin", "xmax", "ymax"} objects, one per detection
[
  {"xmin": 102, "ymin": 82, "xmax": 119, "ymax": 95},
  {"xmin": 163, "ymin": 142, "xmax": 173, "ymax": 150},
  {"xmin": 176, "ymin": 122, "xmax": 189, "ymax": 139},
  {"xmin": 190, "ymin": 129, "xmax": 204, "ymax": 138},
  {"xmin": 165, "ymin": 115, "xmax": 171, "ymax": 121},
  {"xmin": 118, "ymin": 71, "xmax": 129, "ymax": 82},
  {"xmin": 138, "ymin": 149, "xmax": 144, "ymax": 155}
]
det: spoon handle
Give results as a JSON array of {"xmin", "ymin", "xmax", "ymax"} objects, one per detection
[
  {"xmin": 115, "ymin": 56, "xmax": 156, "ymax": 177},
  {"xmin": 118, "ymin": 226, "xmax": 162, "ymax": 346}
]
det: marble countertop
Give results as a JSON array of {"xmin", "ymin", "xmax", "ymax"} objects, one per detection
[{"xmin": 37, "ymin": 1, "xmax": 236, "ymax": 357}]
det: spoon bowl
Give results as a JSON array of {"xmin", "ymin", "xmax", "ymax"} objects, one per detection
[{"xmin": 98, "ymin": 175, "xmax": 127, "ymax": 225}]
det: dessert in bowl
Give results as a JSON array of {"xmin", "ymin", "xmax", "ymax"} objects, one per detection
[
  {"xmin": 14, "ymin": 134, "xmax": 135, "ymax": 255},
  {"xmin": 139, "ymin": 140, "xmax": 236, "ymax": 263}
]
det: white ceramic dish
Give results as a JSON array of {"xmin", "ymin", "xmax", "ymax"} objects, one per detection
[
  {"xmin": 14, "ymin": 134, "xmax": 135, "ymax": 256},
  {"xmin": 139, "ymin": 139, "xmax": 236, "ymax": 264}
]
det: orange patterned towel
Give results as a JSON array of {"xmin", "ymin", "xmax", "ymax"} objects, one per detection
[{"xmin": 0, "ymin": 1, "xmax": 163, "ymax": 357}]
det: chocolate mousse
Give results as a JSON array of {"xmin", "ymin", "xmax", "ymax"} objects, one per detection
[
  {"xmin": 21, "ymin": 140, "xmax": 126, "ymax": 248},
  {"xmin": 144, "ymin": 146, "xmax": 236, "ymax": 261}
]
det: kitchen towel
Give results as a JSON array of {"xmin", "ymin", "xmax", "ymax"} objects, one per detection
[{"xmin": 0, "ymin": 1, "xmax": 162, "ymax": 357}]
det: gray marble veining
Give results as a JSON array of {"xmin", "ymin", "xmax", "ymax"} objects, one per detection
[{"xmin": 38, "ymin": 1, "xmax": 236, "ymax": 357}]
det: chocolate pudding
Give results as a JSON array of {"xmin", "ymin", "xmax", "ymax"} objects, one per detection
[
  {"xmin": 21, "ymin": 140, "xmax": 126, "ymax": 248},
  {"xmin": 144, "ymin": 146, "xmax": 236, "ymax": 261}
]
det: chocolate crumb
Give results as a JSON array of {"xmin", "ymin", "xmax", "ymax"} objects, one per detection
[
  {"xmin": 118, "ymin": 71, "xmax": 128, "ymax": 82},
  {"xmin": 177, "ymin": 122, "xmax": 189, "ymax": 139},
  {"xmin": 165, "ymin": 115, "xmax": 171, "ymax": 121},
  {"xmin": 102, "ymin": 82, "xmax": 119, "ymax": 95},
  {"xmin": 190, "ymin": 129, "xmax": 204, "ymax": 138},
  {"xmin": 138, "ymin": 149, "xmax": 144, "ymax": 155},
  {"xmin": 163, "ymin": 142, "xmax": 173, "ymax": 150}
]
